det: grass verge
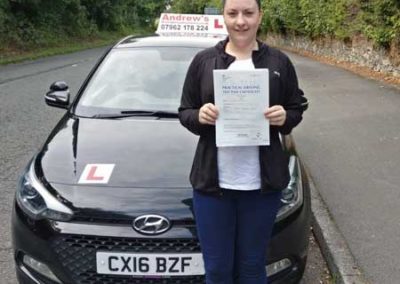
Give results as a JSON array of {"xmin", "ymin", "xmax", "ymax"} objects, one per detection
[{"xmin": 0, "ymin": 30, "xmax": 148, "ymax": 65}]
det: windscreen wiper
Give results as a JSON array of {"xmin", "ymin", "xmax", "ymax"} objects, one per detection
[{"xmin": 92, "ymin": 110, "xmax": 178, "ymax": 119}]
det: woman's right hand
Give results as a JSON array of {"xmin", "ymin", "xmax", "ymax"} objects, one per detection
[{"xmin": 199, "ymin": 103, "xmax": 219, "ymax": 125}]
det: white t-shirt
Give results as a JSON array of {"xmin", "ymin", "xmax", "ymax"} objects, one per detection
[{"xmin": 217, "ymin": 58, "xmax": 261, "ymax": 191}]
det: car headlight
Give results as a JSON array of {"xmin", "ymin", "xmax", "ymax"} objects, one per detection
[
  {"xmin": 275, "ymin": 155, "xmax": 304, "ymax": 222},
  {"xmin": 16, "ymin": 160, "xmax": 74, "ymax": 221}
]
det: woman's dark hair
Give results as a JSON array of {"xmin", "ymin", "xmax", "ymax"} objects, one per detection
[{"xmin": 222, "ymin": 0, "xmax": 261, "ymax": 10}]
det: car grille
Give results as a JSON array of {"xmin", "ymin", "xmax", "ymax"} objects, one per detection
[
  {"xmin": 71, "ymin": 214, "xmax": 195, "ymax": 227},
  {"xmin": 51, "ymin": 235, "xmax": 204, "ymax": 284}
]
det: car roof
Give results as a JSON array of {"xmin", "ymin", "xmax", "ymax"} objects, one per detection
[{"xmin": 114, "ymin": 34, "xmax": 224, "ymax": 49}]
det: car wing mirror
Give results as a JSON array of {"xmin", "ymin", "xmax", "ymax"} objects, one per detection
[{"xmin": 45, "ymin": 81, "xmax": 70, "ymax": 109}]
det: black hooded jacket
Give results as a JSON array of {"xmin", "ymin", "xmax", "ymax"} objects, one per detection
[{"xmin": 178, "ymin": 38, "xmax": 307, "ymax": 194}]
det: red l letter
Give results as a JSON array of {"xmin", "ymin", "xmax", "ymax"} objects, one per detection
[
  {"xmin": 214, "ymin": 19, "xmax": 223, "ymax": 29},
  {"xmin": 87, "ymin": 166, "xmax": 104, "ymax": 181}
]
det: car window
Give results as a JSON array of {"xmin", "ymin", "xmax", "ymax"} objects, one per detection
[{"xmin": 75, "ymin": 47, "xmax": 202, "ymax": 117}]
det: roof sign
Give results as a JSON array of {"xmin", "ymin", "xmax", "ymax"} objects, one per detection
[{"xmin": 156, "ymin": 13, "xmax": 227, "ymax": 37}]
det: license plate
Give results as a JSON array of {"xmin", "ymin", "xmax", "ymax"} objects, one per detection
[{"xmin": 96, "ymin": 252, "xmax": 205, "ymax": 276}]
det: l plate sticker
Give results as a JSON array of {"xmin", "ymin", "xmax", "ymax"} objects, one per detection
[{"xmin": 78, "ymin": 164, "xmax": 115, "ymax": 184}]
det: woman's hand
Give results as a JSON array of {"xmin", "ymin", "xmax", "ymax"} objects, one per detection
[
  {"xmin": 199, "ymin": 103, "xmax": 219, "ymax": 125},
  {"xmin": 264, "ymin": 105, "xmax": 286, "ymax": 126}
]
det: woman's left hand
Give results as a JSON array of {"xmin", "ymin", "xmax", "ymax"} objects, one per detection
[{"xmin": 264, "ymin": 105, "xmax": 286, "ymax": 126}]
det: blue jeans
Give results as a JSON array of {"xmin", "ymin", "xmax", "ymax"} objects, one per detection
[{"xmin": 193, "ymin": 189, "xmax": 282, "ymax": 284}]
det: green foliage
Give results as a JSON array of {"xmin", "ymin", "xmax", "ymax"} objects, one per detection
[
  {"xmin": 0, "ymin": 0, "xmax": 170, "ymax": 50},
  {"xmin": 81, "ymin": 0, "xmax": 122, "ymax": 31},
  {"xmin": 0, "ymin": 30, "xmax": 138, "ymax": 65},
  {"xmin": 261, "ymin": 0, "xmax": 303, "ymax": 35},
  {"xmin": 261, "ymin": 0, "xmax": 400, "ymax": 48},
  {"xmin": 134, "ymin": 0, "xmax": 172, "ymax": 26},
  {"xmin": 170, "ymin": 0, "xmax": 222, "ymax": 14},
  {"xmin": 262, "ymin": 0, "xmax": 351, "ymax": 38},
  {"xmin": 3, "ymin": 0, "xmax": 95, "ymax": 47},
  {"xmin": 0, "ymin": 0, "xmax": 10, "ymax": 37},
  {"xmin": 358, "ymin": 0, "xmax": 400, "ymax": 47},
  {"xmin": 3, "ymin": 0, "xmax": 399, "ymax": 53}
]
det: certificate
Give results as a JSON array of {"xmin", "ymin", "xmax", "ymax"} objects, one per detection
[{"xmin": 213, "ymin": 69, "xmax": 269, "ymax": 147}]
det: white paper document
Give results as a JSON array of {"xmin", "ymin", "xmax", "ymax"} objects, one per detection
[{"xmin": 213, "ymin": 69, "xmax": 269, "ymax": 147}]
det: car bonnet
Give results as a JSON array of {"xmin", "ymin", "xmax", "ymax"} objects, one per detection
[{"xmin": 39, "ymin": 116, "xmax": 198, "ymax": 188}]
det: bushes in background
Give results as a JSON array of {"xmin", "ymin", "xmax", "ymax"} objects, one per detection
[
  {"xmin": 261, "ymin": 0, "xmax": 400, "ymax": 49},
  {"xmin": 358, "ymin": 0, "xmax": 400, "ymax": 48},
  {"xmin": 170, "ymin": 0, "xmax": 221, "ymax": 14},
  {"xmin": 1, "ymin": 0, "xmax": 399, "ymax": 52},
  {"xmin": 167, "ymin": 0, "xmax": 400, "ymax": 50},
  {"xmin": 0, "ymin": 0, "xmax": 170, "ymax": 50}
]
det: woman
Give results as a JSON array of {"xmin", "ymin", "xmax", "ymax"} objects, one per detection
[{"xmin": 178, "ymin": 0, "xmax": 307, "ymax": 283}]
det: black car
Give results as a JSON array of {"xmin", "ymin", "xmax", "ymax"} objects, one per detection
[{"xmin": 12, "ymin": 35, "xmax": 311, "ymax": 284}]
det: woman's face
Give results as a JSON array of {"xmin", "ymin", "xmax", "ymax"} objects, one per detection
[{"xmin": 223, "ymin": 0, "xmax": 262, "ymax": 48}]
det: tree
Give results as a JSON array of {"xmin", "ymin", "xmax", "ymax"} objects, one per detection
[
  {"xmin": 0, "ymin": 0, "xmax": 10, "ymax": 37},
  {"xmin": 135, "ymin": 0, "xmax": 172, "ymax": 26},
  {"xmin": 170, "ymin": 0, "xmax": 222, "ymax": 14}
]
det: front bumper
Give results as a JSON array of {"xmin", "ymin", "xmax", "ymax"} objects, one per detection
[{"xmin": 12, "ymin": 177, "xmax": 311, "ymax": 284}]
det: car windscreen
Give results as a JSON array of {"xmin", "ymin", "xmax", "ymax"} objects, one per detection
[{"xmin": 74, "ymin": 47, "xmax": 202, "ymax": 117}]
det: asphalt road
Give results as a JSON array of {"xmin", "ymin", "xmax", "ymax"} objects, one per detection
[
  {"xmin": 0, "ymin": 46, "xmax": 331, "ymax": 283},
  {"xmin": 289, "ymin": 51, "xmax": 400, "ymax": 284},
  {"xmin": 0, "ymin": 47, "xmax": 108, "ymax": 283}
]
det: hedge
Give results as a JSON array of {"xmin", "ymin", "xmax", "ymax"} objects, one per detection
[
  {"xmin": 0, "ymin": 0, "xmax": 170, "ymax": 50},
  {"xmin": 261, "ymin": 0, "xmax": 400, "ymax": 48},
  {"xmin": 2, "ymin": 0, "xmax": 399, "ymax": 51}
]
